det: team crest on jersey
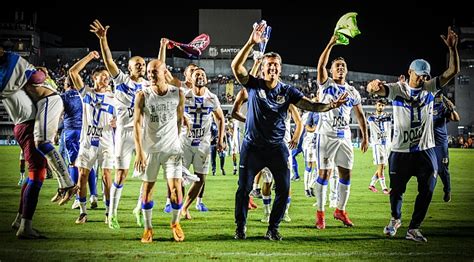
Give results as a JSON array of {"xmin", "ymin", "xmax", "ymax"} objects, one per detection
[
  {"xmin": 258, "ymin": 89, "xmax": 267, "ymax": 99},
  {"xmin": 276, "ymin": 95, "xmax": 285, "ymax": 104},
  {"xmin": 323, "ymin": 157, "xmax": 329, "ymax": 165}
]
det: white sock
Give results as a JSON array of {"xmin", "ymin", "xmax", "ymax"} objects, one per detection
[
  {"xmin": 143, "ymin": 208, "xmax": 153, "ymax": 229},
  {"xmin": 303, "ymin": 170, "xmax": 310, "ymax": 191},
  {"xmin": 171, "ymin": 205, "xmax": 181, "ymax": 224},
  {"xmin": 370, "ymin": 174, "xmax": 378, "ymax": 187},
  {"xmin": 252, "ymin": 183, "xmax": 258, "ymax": 191},
  {"xmin": 337, "ymin": 179, "xmax": 351, "ymax": 211},
  {"xmin": 196, "ymin": 197, "xmax": 202, "ymax": 205},
  {"xmin": 110, "ymin": 183, "xmax": 123, "ymax": 216},
  {"xmin": 79, "ymin": 200, "xmax": 87, "ymax": 214},
  {"xmin": 262, "ymin": 195, "xmax": 272, "ymax": 214},
  {"xmin": 44, "ymin": 150, "xmax": 73, "ymax": 188},
  {"xmin": 315, "ymin": 178, "xmax": 328, "ymax": 211},
  {"xmin": 166, "ymin": 197, "xmax": 171, "ymax": 205},
  {"xmin": 309, "ymin": 168, "xmax": 317, "ymax": 190},
  {"xmin": 379, "ymin": 176, "xmax": 387, "ymax": 190},
  {"xmin": 285, "ymin": 197, "xmax": 291, "ymax": 214}
]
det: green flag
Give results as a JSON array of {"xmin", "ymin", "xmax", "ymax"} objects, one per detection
[{"xmin": 334, "ymin": 12, "xmax": 361, "ymax": 45}]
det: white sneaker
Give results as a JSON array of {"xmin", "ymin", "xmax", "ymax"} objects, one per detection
[
  {"xmin": 406, "ymin": 229, "xmax": 427, "ymax": 242},
  {"xmin": 283, "ymin": 212, "xmax": 291, "ymax": 222},
  {"xmin": 383, "ymin": 217, "xmax": 401, "ymax": 237},
  {"xmin": 71, "ymin": 199, "xmax": 80, "ymax": 209},
  {"xmin": 90, "ymin": 195, "xmax": 98, "ymax": 209}
]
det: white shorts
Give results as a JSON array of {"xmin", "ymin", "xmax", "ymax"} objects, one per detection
[
  {"xmin": 315, "ymin": 134, "xmax": 354, "ymax": 170},
  {"xmin": 76, "ymin": 131, "xmax": 115, "ymax": 170},
  {"xmin": 114, "ymin": 127, "xmax": 135, "ymax": 169},
  {"xmin": 372, "ymin": 144, "xmax": 389, "ymax": 165},
  {"xmin": 304, "ymin": 142, "xmax": 317, "ymax": 163},
  {"xmin": 182, "ymin": 143, "xmax": 210, "ymax": 174},
  {"xmin": 34, "ymin": 95, "xmax": 63, "ymax": 143},
  {"xmin": 261, "ymin": 167, "xmax": 273, "ymax": 183},
  {"xmin": 137, "ymin": 152, "xmax": 183, "ymax": 182},
  {"xmin": 231, "ymin": 134, "xmax": 240, "ymax": 154}
]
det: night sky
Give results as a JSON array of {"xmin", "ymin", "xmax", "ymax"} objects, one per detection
[{"xmin": 4, "ymin": 1, "xmax": 472, "ymax": 76}]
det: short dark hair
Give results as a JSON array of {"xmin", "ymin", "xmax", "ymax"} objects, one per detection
[
  {"xmin": 92, "ymin": 66, "xmax": 108, "ymax": 76},
  {"xmin": 331, "ymin": 57, "xmax": 346, "ymax": 66},
  {"xmin": 376, "ymin": 98, "xmax": 387, "ymax": 105},
  {"xmin": 263, "ymin": 52, "xmax": 282, "ymax": 65}
]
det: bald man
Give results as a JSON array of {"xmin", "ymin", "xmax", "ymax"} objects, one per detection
[{"xmin": 133, "ymin": 59, "xmax": 185, "ymax": 243}]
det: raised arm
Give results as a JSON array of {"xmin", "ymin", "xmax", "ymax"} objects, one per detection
[
  {"xmin": 159, "ymin": 37, "xmax": 182, "ymax": 87},
  {"xmin": 231, "ymin": 23, "xmax": 266, "ymax": 85},
  {"xmin": 250, "ymin": 54, "xmax": 263, "ymax": 77},
  {"xmin": 353, "ymin": 104, "xmax": 368, "ymax": 153},
  {"xmin": 439, "ymin": 26, "xmax": 460, "ymax": 87},
  {"xmin": 177, "ymin": 89, "xmax": 185, "ymax": 134},
  {"xmin": 90, "ymin": 19, "xmax": 120, "ymax": 78},
  {"xmin": 68, "ymin": 51, "xmax": 99, "ymax": 90},
  {"xmin": 231, "ymin": 88, "xmax": 249, "ymax": 123},
  {"xmin": 295, "ymin": 93, "xmax": 348, "ymax": 112},
  {"xmin": 317, "ymin": 35, "xmax": 337, "ymax": 84},
  {"xmin": 133, "ymin": 91, "xmax": 146, "ymax": 172},
  {"xmin": 288, "ymin": 104, "xmax": 302, "ymax": 150}
]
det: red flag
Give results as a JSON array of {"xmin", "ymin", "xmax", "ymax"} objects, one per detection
[{"xmin": 167, "ymin": 33, "xmax": 210, "ymax": 59}]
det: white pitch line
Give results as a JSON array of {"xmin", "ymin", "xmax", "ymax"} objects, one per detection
[{"xmin": 0, "ymin": 249, "xmax": 467, "ymax": 257}]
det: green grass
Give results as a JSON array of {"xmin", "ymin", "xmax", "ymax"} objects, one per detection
[{"xmin": 0, "ymin": 146, "xmax": 474, "ymax": 261}]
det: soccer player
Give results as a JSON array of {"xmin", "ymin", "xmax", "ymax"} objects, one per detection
[
  {"xmin": 231, "ymin": 23, "xmax": 347, "ymax": 240},
  {"xmin": 367, "ymin": 27, "xmax": 459, "ymax": 242},
  {"xmin": 210, "ymin": 112, "xmax": 226, "ymax": 176},
  {"xmin": 313, "ymin": 34, "xmax": 369, "ymax": 230},
  {"xmin": 304, "ymin": 110, "xmax": 319, "ymax": 197},
  {"xmin": 180, "ymin": 67, "xmax": 226, "ymax": 220},
  {"xmin": 1, "ymin": 48, "xmax": 73, "ymax": 239},
  {"xmin": 90, "ymin": 19, "xmax": 147, "ymax": 229},
  {"xmin": 61, "ymin": 76, "xmax": 99, "ymax": 210},
  {"xmin": 433, "ymin": 92, "xmax": 459, "ymax": 202},
  {"xmin": 228, "ymin": 118, "xmax": 240, "ymax": 175},
  {"xmin": 69, "ymin": 51, "xmax": 116, "ymax": 225},
  {"xmin": 24, "ymin": 71, "xmax": 78, "ymax": 206},
  {"xmin": 133, "ymin": 59, "xmax": 185, "ymax": 243},
  {"xmin": 367, "ymin": 99, "xmax": 392, "ymax": 194}
]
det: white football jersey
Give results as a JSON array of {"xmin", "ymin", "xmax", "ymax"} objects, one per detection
[
  {"xmin": 385, "ymin": 78, "xmax": 437, "ymax": 152},
  {"xmin": 181, "ymin": 88, "xmax": 220, "ymax": 148},
  {"xmin": 79, "ymin": 86, "xmax": 116, "ymax": 145},
  {"xmin": 2, "ymin": 89, "xmax": 36, "ymax": 124},
  {"xmin": 112, "ymin": 70, "xmax": 145, "ymax": 128},
  {"xmin": 317, "ymin": 78, "xmax": 361, "ymax": 139},
  {"xmin": 141, "ymin": 84, "xmax": 182, "ymax": 154},
  {"xmin": 368, "ymin": 113, "xmax": 392, "ymax": 146}
]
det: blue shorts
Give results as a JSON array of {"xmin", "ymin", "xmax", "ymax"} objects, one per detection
[{"xmin": 64, "ymin": 129, "xmax": 81, "ymax": 163}]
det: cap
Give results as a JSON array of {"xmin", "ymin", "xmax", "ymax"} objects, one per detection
[{"xmin": 409, "ymin": 59, "xmax": 431, "ymax": 77}]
